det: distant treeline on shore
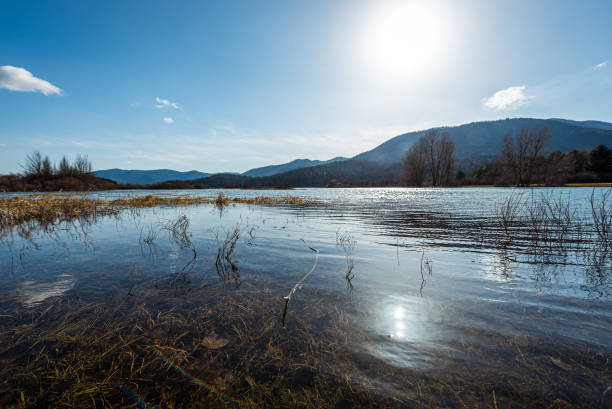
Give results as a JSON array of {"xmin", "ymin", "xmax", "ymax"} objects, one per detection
[
  {"xmin": 465, "ymin": 143, "xmax": 612, "ymax": 186},
  {"xmin": 2, "ymin": 138, "xmax": 612, "ymax": 192}
]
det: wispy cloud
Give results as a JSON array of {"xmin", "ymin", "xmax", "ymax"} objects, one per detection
[
  {"xmin": 594, "ymin": 61, "xmax": 608, "ymax": 70},
  {"xmin": 0, "ymin": 66, "xmax": 62, "ymax": 95},
  {"xmin": 125, "ymin": 152, "xmax": 197, "ymax": 163},
  {"xmin": 154, "ymin": 97, "xmax": 181, "ymax": 109},
  {"xmin": 483, "ymin": 85, "xmax": 533, "ymax": 110},
  {"xmin": 163, "ymin": 117, "xmax": 174, "ymax": 124}
]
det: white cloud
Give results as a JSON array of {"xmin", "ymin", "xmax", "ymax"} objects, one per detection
[
  {"xmin": 0, "ymin": 66, "xmax": 62, "ymax": 95},
  {"xmin": 163, "ymin": 117, "xmax": 174, "ymax": 124},
  {"xmin": 594, "ymin": 61, "xmax": 608, "ymax": 70},
  {"xmin": 483, "ymin": 85, "xmax": 533, "ymax": 110},
  {"xmin": 154, "ymin": 97, "xmax": 181, "ymax": 109}
]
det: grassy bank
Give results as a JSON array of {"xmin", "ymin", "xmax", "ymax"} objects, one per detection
[{"xmin": 0, "ymin": 194, "xmax": 312, "ymax": 232}]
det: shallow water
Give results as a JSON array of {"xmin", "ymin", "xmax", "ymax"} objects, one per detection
[{"xmin": 1, "ymin": 188, "xmax": 611, "ymax": 408}]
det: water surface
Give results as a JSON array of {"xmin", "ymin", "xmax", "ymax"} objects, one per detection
[{"xmin": 1, "ymin": 188, "xmax": 610, "ymax": 408}]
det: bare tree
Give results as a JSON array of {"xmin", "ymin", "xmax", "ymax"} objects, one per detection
[
  {"xmin": 58, "ymin": 155, "xmax": 72, "ymax": 177},
  {"xmin": 22, "ymin": 151, "xmax": 44, "ymax": 178},
  {"xmin": 501, "ymin": 125, "xmax": 551, "ymax": 186},
  {"xmin": 437, "ymin": 132, "xmax": 456, "ymax": 186},
  {"xmin": 74, "ymin": 154, "xmax": 92, "ymax": 176},
  {"xmin": 41, "ymin": 155, "xmax": 53, "ymax": 179},
  {"xmin": 403, "ymin": 141, "xmax": 428, "ymax": 186},
  {"xmin": 403, "ymin": 130, "xmax": 456, "ymax": 187}
]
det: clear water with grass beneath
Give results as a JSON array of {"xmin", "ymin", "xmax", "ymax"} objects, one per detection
[{"xmin": 0, "ymin": 188, "xmax": 610, "ymax": 408}]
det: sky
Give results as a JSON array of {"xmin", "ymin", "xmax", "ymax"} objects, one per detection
[{"xmin": 1, "ymin": 0, "xmax": 611, "ymax": 173}]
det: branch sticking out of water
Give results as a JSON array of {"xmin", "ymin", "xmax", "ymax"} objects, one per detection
[
  {"xmin": 281, "ymin": 238, "xmax": 319, "ymax": 328},
  {"xmin": 162, "ymin": 214, "xmax": 192, "ymax": 249},
  {"xmin": 419, "ymin": 250, "xmax": 433, "ymax": 297}
]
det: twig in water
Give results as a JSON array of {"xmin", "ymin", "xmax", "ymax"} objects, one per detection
[
  {"xmin": 396, "ymin": 237, "xmax": 400, "ymax": 266},
  {"xmin": 282, "ymin": 239, "xmax": 319, "ymax": 327},
  {"xmin": 419, "ymin": 250, "xmax": 433, "ymax": 296}
]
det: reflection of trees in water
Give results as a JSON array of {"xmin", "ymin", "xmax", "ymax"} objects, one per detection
[{"xmin": 1, "ymin": 215, "xmax": 99, "ymax": 275}]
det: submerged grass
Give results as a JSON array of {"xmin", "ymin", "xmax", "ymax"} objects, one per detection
[
  {"xmin": 2, "ymin": 190, "xmax": 612, "ymax": 408},
  {"xmin": 0, "ymin": 280, "xmax": 609, "ymax": 408}
]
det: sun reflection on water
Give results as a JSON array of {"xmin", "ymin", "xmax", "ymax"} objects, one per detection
[{"xmin": 363, "ymin": 296, "xmax": 436, "ymax": 368}]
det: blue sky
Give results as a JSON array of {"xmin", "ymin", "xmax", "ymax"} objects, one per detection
[{"xmin": 1, "ymin": 0, "xmax": 611, "ymax": 173}]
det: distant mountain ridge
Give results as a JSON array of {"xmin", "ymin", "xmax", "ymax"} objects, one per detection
[
  {"xmin": 93, "ymin": 169, "xmax": 212, "ymax": 185},
  {"xmin": 353, "ymin": 118, "xmax": 612, "ymax": 163},
  {"xmin": 94, "ymin": 118, "xmax": 612, "ymax": 186},
  {"xmin": 190, "ymin": 159, "xmax": 400, "ymax": 188},
  {"xmin": 549, "ymin": 118, "xmax": 612, "ymax": 131},
  {"xmin": 95, "ymin": 157, "xmax": 349, "ymax": 185},
  {"xmin": 242, "ymin": 157, "xmax": 347, "ymax": 177}
]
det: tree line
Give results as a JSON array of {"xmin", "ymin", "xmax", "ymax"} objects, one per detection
[
  {"xmin": 22, "ymin": 151, "xmax": 93, "ymax": 180},
  {"xmin": 469, "ymin": 127, "xmax": 612, "ymax": 186},
  {"xmin": 403, "ymin": 125, "xmax": 612, "ymax": 187},
  {"xmin": 0, "ymin": 151, "xmax": 114, "ymax": 192}
]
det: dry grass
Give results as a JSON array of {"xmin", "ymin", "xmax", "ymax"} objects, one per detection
[
  {"xmin": 565, "ymin": 182, "xmax": 612, "ymax": 187},
  {"xmin": 0, "ymin": 196, "xmax": 118, "ymax": 230},
  {"xmin": 0, "ymin": 194, "xmax": 312, "ymax": 234}
]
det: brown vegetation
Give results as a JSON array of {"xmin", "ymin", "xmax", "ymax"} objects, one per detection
[{"xmin": 0, "ymin": 194, "xmax": 312, "ymax": 236}]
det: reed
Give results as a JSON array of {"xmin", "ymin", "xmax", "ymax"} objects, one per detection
[
  {"xmin": 336, "ymin": 231, "xmax": 356, "ymax": 288},
  {"xmin": 491, "ymin": 189, "xmax": 612, "ymax": 264},
  {"xmin": 163, "ymin": 214, "xmax": 192, "ymax": 249},
  {"xmin": 419, "ymin": 250, "xmax": 433, "ymax": 296},
  {"xmin": 494, "ymin": 191, "xmax": 523, "ymax": 245},
  {"xmin": 215, "ymin": 225, "xmax": 241, "ymax": 282}
]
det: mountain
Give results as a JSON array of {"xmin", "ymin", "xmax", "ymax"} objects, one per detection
[
  {"xmin": 242, "ymin": 157, "xmax": 347, "ymax": 177},
  {"xmin": 96, "ymin": 118, "xmax": 612, "ymax": 187},
  {"xmin": 549, "ymin": 118, "xmax": 612, "ymax": 131},
  {"xmin": 190, "ymin": 159, "xmax": 400, "ymax": 188},
  {"xmin": 93, "ymin": 168, "xmax": 212, "ymax": 185},
  {"xmin": 353, "ymin": 118, "xmax": 612, "ymax": 163}
]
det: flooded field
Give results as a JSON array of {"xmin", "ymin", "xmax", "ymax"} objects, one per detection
[{"xmin": 0, "ymin": 188, "xmax": 611, "ymax": 408}]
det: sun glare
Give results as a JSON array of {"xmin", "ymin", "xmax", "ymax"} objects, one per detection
[{"xmin": 364, "ymin": 3, "xmax": 442, "ymax": 82}]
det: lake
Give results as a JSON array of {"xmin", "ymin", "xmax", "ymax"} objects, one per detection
[{"xmin": 0, "ymin": 187, "xmax": 610, "ymax": 408}]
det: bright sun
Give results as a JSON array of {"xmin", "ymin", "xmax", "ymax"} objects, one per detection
[{"xmin": 365, "ymin": 3, "xmax": 442, "ymax": 81}]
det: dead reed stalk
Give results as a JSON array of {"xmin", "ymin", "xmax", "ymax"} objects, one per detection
[{"xmin": 281, "ymin": 239, "xmax": 320, "ymax": 327}]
